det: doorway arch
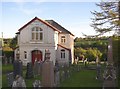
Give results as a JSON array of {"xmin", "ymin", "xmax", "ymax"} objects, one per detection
[{"xmin": 31, "ymin": 50, "xmax": 42, "ymax": 65}]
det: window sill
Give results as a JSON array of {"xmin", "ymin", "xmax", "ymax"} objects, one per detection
[{"xmin": 29, "ymin": 41, "xmax": 43, "ymax": 44}]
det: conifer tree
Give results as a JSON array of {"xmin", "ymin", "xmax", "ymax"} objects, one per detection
[{"xmin": 91, "ymin": 1, "xmax": 120, "ymax": 36}]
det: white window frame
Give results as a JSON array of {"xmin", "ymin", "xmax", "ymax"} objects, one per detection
[
  {"xmin": 61, "ymin": 49, "xmax": 65, "ymax": 59},
  {"xmin": 61, "ymin": 36, "xmax": 66, "ymax": 43},
  {"xmin": 24, "ymin": 51, "xmax": 27, "ymax": 59},
  {"xmin": 31, "ymin": 27, "xmax": 43, "ymax": 42}
]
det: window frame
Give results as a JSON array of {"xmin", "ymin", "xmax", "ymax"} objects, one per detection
[
  {"xmin": 31, "ymin": 27, "xmax": 43, "ymax": 42},
  {"xmin": 61, "ymin": 49, "xmax": 65, "ymax": 59},
  {"xmin": 24, "ymin": 51, "xmax": 27, "ymax": 59},
  {"xmin": 61, "ymin": 36, "xmax": 66, "ymax": 43}
]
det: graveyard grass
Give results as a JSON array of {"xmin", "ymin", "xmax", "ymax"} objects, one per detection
[
  {"xmin": 2, "ymin": 64, "xmax": 42, "ymax": 87},
  {"xmin": 59, "ymin": 63, "xmax": 104, "ymax": 87},
  {"xmin": 2, "ymin": 63, "xmax": 104, "ymax": 87},
  {"xmin": 60, "ymin": 69, "xmax": 102, "ymax": 87}
]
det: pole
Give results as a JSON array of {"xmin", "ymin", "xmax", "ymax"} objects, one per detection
[
  {"xmin": 118, "ymin": 1, "xmax": 120, "ymax": 20},
  {"xmin": 118, "ymin": 1, "xmax": 120, "ymax": 33}
]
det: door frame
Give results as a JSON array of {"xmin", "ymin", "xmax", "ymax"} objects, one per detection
[{"xmin": 31, "ymin": 50, "xmax": 42, "ymax": 65}]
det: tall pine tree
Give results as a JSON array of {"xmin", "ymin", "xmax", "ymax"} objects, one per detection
[{"xmin": 91, "ymin": 1, "xmax": 120, "ymax": 36}]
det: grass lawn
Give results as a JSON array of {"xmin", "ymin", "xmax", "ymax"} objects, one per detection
[
  {"xmin": 60, "ymin": 69, "xmax": 102, "ymax": 87},
  {"xmin": 2, "ymin": 63, "xmax": 103, "ymax": 87},
  {"xmin": 2, "ymin": 64, "xmax": 41, "ymax": 87}
]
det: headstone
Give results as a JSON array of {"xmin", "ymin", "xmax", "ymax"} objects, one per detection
[
  {"xmin": 26, "ymin": 62, "xmax": 34, "ymax": 79},
  {"xmin": 9, "ymin": 56, "xmax": 12, "ymax": 64},
  {"xmin": 77, "ymin": 65, "xmax": 80, "ymax": 72},
  {"xmin": 107, "ymin": 38, "xmax": 113, "ymax": 64},
  {"xmin": 67, "ymin": 70, "xmax": 70, "ymax": 78},
  {"xmin": 54, "ymin": 61, "xmax": 60, "ymax": 86},
  {"xmin": 64, "ymin": 70, "xmax": 68, "ymax": 79},
  {"xmin": 60, "ymin": 71, "xmax": 65, "ymax": 82},
  {"xmin": 84, "ymin": 58, "xmax": 87, "ymax": 67},
  {"xmin": 103, "ymin": 65, "xmax": 116, "ymax": 80},
  {"xmin": 102, "ymin": 38, "xmax": 117, "ymax": 88},
  {"xmin": 34, "ymin": 60, "xmax": 39, "ymax": 77},
  {"xmin": 12, "ymin": 75, "xmax": 26, "ymax": 88},
  {"xmin": 54, "ymin": 71, "xmax": 60, "ymax": 86},
  {"xmin": 38, "ymin": 61, "xmax": 42, "ymax": 76},
  {"xmin": 41, "ymin": 61, "xmax": 54, "ymax": 87},
  {"xmin": 13, "ymin": 60, "xmax": 23, "ymax": 78},
  {"xmin": 5, "ymin": 57, "xmax": 8, "ymax": 65},
  {"xmin": 7, "ymin": 72, "xmax": 14, "ymax": 87},
  {"xmin": 96, "ymin": 56, "xmax": 99, "ymax": 64},
  {"xmin": 96, "ymin": 63, "xmax": 101, "ymax": 80},
  {"xmin": 33, "ymin": 80, "xmax": 41, "ymax": 88}
]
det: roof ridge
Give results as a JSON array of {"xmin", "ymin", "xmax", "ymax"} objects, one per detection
[
  {"xmin": 46, "ymin": 20, "xmax": 74, "ymax": 36},
  {"xmin": 18, "ymin": 17, "xmax": 61, "ymax": 33}
]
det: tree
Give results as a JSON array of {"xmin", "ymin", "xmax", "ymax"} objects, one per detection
[
  {"xmin": 9, "ymin": 36, "xmax": 17, "ymax": 49},
  {"xmin": 85, "ymin": 48, "xmax": 102, "ymax": 62},
  {"xmin": 91, "ymin": 1, "xmax": 120, "ymax": 36},
  {"xmin": 74, "ymin": 47, "xmax": 86, "ymax": 58}
]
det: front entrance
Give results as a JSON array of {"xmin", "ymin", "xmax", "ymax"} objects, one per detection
[{"xmin": 31, "ymin": 50, "xmax": 42, "ymax": 65}]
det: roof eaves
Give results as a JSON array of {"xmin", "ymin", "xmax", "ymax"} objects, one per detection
[
  {"xmin": 18, "ymin": 17, "xmax": 61, "ymax": 33},
  {"xmin": 57, "ymin": 44, "xmax": 71, "ymax": 51},
  {"xmin": 46, "ymin": 20, "xmax": 74, "ymax": 36}
]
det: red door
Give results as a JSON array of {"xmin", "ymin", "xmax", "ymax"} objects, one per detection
[{"xmin": 32, "ymin": 50, "xmax": 42, "ymax": 65}]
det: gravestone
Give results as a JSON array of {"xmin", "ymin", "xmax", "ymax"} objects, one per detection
[
  {"xmin": 67, "ymin": 70, "xmax": 70, "ymax": 78},
  {"xmin": 96, "ymin": 63, "xmax": 101, "ymax": 80},
  {"xmin": 41, "ymin": 60, "xmax": 54, "ymax": 87},
  {"xmin": 54, "ymin": 71, "xmax": 60, "ymax": 86},
  {"xmin": 33, "ymin": 80, "xmax": 41, "ymax": 88},
  {"xmin": 64, "ymin": 70, "xmax": 68, "ymax": 79},
  {"xmin": 41, "ymin": 49, "xmax": 55, "ymax": 87},
  {"xmin": 26, "ymin": 62, "xmax": 34, "ymax": 79},
  {"xmin": 13, "ymin": 59, "xmax": 23, "ymax": 78},
  {"xmin": 38, "ymin": 61, "xmax": 42, "ymax": 76},
  {"xmin": 84, "ymin": 58, "xmax": 87, "ymax": 67},
  {"xmin": 7, "ymin": 72, "xmax": 14, "ymax": 87},
  {"xmin": 60, "ymin": 71, "xmax": 65, "ymax": 82},
  {"xmin": 107, "ymin": 38, "xmax": 113, "ymax": 65},
  {"xmin": 12, "ymin": 75, "xmax": 26, "ymax": 88},
  {"xmin": 9, "ymin": 56, "xmax": 12, "ymax": 64},
  {"xmin": 54, "ymin": 61, "xmax": 60, "ymax": 86},
  {"xmin": 102, "ymin": 38, "xmax": 117, "ymax": 88},
  {"xmin": 34, "ymin": 60, "xmax": 39, "ymax": 77}
]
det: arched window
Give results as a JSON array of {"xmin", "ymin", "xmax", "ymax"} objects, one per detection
[
  {"xmin": 31, "ymin": 27, "xmax": 43, "ymax": 41},
  {"xmin": 61, "ymin": 49, "xmax": 65, "ymax": 59},
  {"xmin": 24, "ymin": 51, "xmax": 27, "ymax": 59}
]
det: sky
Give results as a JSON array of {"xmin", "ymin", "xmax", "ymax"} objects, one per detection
[{"xmin": 1, "ymin": 1, "xmax": 107, "ymax": 38}]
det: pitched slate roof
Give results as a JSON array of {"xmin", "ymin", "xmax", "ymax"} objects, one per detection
[
  {"xmin": 18, "ymin": 17, "xmax": 61, "ymax": 33},
  {"xmin": 17, "ymin": 17, "xmax": 74, "ymax": 36},
  {"xmin": 45, "ymin": 20, "xmax": 74, "ymax": 36}
]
